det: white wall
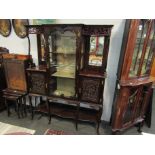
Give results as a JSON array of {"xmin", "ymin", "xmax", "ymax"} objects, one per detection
[
  {"xmin": 0, "ymin": 19, "xmax": 125, "ymax": 122},
  {"xmin": 0, "ymin": 20, "xmax": 38, "ymax": 64}
]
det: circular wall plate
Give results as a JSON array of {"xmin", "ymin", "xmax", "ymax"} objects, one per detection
[
  {"xmin": 12, "ymin": 19, "xmax": 29, "ymax": 38},
  {"xmin": 0, "ymin": 19, "xmax": 11, "ymax": 37}
]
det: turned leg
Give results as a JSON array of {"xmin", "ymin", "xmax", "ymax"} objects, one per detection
[
  {"xmin": 29, "ymin": 96, "xmax": 33, "ymax": 120},
  {"xmin": 96, "ymin": 121, "xmax": 100, "ymax": 135},
  {"xmin": 75, "ymin": 104, "xmax": 79, "ymax": 131},
  {"xmin": 48, "ymin": 100, "xmax": 52, "ymax": 124},
  {"xmin": 5, "ymin": 99, "xmax": 10, "ymax": 117},
  {"xmin": 20, "ymin": 98, "xmax": 24, "ymax": 118},
  {"xmin": 17, "ymin": 99, "xmax": 20, "ymax": 119},
  {"xmin": 23, "ymin": 96, "xmax": 27, "ymax": 117}
]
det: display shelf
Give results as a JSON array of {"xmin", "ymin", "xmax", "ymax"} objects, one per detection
[
  {"xmin": 52, "ymin": 89, "xmax": 75, "ymax": 97},
  {"xmin": 51, "ymin": 64, "xmax": 75, "ymax": 79},
  {"xmin": 52, "ymin": 51, "xmax": 76, "ymax": 55},
  {"xmin": 52, "ymin": 71, "xmax": 75, "ymax": 79},
  {"xmin": 78, "ymin": 108, "xmax": 98, "ymax": 122},
  {"xmin": 49, "ymin": 103, "xmax": 77, "ymax": 119}
]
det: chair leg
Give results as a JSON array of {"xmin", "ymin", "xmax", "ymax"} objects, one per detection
[
  {"xmin": 23, "ymin": 96, "xmax": 27, "ymax": 117},
  {"xmin": 16, "ymin": 99, "xmax": 20, "ymax": 119},
  {"xmin": 5, "ymin": 99, "xmax": 10, "ymax": 117},
  {"xmin": 20, "ymin": 98, "xmax": 24, "ymax": 118},
  {"xmin": 75, "ymin": 120, "xmax": 78, "ymax": 131}
]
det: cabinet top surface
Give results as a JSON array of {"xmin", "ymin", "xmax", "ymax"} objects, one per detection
[
  {"xmin": 120, "ymin": 76, "xmax": 155, "ymax": 86},
  {"xmin": 27, "ymin": 65, "xmax": 47, "ymax": 72}
]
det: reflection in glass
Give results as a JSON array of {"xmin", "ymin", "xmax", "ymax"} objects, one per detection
[
  {"xmin": 40, "ymin": 34, "xmax": 46, "ymax": 61},
  {"xmin": 141, "ymin": 21, "xmax": 155, "ymax": 75},
  {"xmin": 129, "ymin": 20, "xmax": 150, "ymax": 77},
  {"xmin": 48, "ymin": 30, "xmax": 76, "ymax": 97},
  {"xmin": 89, "ymin": 36, "xmax": 104, "ymax": 66}
]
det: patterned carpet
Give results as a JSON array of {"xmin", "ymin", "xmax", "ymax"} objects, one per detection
[
  {"xmin": 0, "ymin": 122, "xmax": 35, "ymax": 135},
  {"xmin": 44, "ymin": 129, "xmax": 76, "ymax": 135}
]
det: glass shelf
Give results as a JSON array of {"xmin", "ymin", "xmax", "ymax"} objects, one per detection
[
  {"xmin": 52, "ymin": 52, "xmax": 76, "ymax": 55},
  {"xmin": 52, "ymin": 65, "xmax": 75, "ymax": 79},
  {"xmin": 52, "ymin": 71, "xmax": 75, "ymax": 79},
  {"xmin": 52, "ymin": 90, "xmax": 75, "ymax": 97}
]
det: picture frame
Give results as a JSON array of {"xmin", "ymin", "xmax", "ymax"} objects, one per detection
[
  {"xmin": 33, "ymin": 19, "xmax": 55, "ymax": 25},
  {"xmin": 12, "ymin": 19, "xmax": 29, "ymax": 38},
  {"xmin": 0, "ymin": 19, "xmax": 11, "ymax": 37}
]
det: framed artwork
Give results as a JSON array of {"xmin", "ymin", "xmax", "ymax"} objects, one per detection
[
  {"xmin": 0, "ymin": 19, "xmax": 11, "ymax": 37},
  {"xmin": 12, "ymin": 19, "xmax": 29, "ymax": 38},
  {"xmin": 33, "ymin": 19, "xmax": 56, "ymax": 25}
]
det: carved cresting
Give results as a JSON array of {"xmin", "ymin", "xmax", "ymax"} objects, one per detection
[
  {"xmin": 30, "ymin": 72, "xmax": 45, "ymax": 94},
  {"xmin": 82, "ymin": 26, "xmax": 112, "ymax": 35},
  {"xmin": 28, "ymin": 27, "xmax": 42, "ymax": 34},
  {"xmin": 81, "ymin": 78, "xmax": 100, "ymax": 103}
]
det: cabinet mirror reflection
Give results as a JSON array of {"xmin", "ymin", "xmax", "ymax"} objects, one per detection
[
  {"xmin": 89, "ymin": 36, "xmax": 104, "ymax": 66},
  {"xmin": 40, "ymin": 34, "xmax": 46, "ymax": 61}
]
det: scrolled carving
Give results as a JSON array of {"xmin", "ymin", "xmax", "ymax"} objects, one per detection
[
  {"xmin": 28, "ymin": 27, "xmax": 42, "ymax": 34},
  {"xmin": 82, "ymin": 26, "xmax": 112, "ymax": 36},
  {"xmin": 81, "ymin": 78, "xmax": 100, "ymax": 103},
  {"xmin": 30, "ymin": 73, "xmax": 45, "ymax": 94}
]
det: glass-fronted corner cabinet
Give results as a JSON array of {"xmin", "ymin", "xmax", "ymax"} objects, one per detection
[
  {"xmin": 112, "ymin": 19, "xmax": 155, "ymax": 134},
  {"xmin": 26, "ymin": 24, "xmax": 113, "ymax": 134}
]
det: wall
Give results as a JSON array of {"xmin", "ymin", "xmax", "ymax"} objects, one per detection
[
  {"xmin": 0, "ymin": 20, "xmax": 38, "ymax": 64},
  {"xmin": 0, "ymin": 19, "xmax": 125, "ymax": 122}
]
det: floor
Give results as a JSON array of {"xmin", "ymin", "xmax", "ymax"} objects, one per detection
[{"xmin": 0, "ymin": 92, "xmax": 154, "ymax": 135}]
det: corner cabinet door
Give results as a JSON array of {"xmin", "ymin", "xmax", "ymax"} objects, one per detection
[
  {"xmin": 78, "ymin": 76, "xmax": 104, "ymax": 103},
  {"xmin": 28, "ymin": 72, "xmax": 47, "ymax": 95}
]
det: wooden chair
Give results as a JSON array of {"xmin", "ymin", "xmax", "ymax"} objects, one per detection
[{"xmin": 2, "ymin": 54, "xmax": 30, "ymax": 118}]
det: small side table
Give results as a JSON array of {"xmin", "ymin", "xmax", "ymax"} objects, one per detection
[{"xmin": 3, "ymin": 89, "xmax": 27, "ymax": 118}]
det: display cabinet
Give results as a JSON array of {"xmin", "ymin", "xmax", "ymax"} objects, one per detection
[
  {"xmin": 27, "ymin": 24, "xmax": 113, "ymax": 133},
  {"xmin": 112, "ymin": 19, "xmax": 155, "ymax": 134}
]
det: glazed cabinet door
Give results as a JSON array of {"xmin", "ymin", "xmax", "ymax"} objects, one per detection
[
  {"xmin": 113, "ymin": 84, "xmax": 153, "ymax": 131},
  {"xmin": 44, "ymin": 26, "xmax": 82, "ymax": 98}
]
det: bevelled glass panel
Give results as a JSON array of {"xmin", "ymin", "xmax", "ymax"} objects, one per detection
[
  {"xmin": 129, "ymin": 20, "xmax": 150, "ymax": 77},
  {"xmin": 48, "ymin": 30, "xmax": 76, "ymax": 97},
  {"xmin": 88, "ymin": 36, "xmax": 104, "ymax": 66},
  {"xmin": 141, "ymin": 21, "xmax": 155, "ymax": 75}
]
